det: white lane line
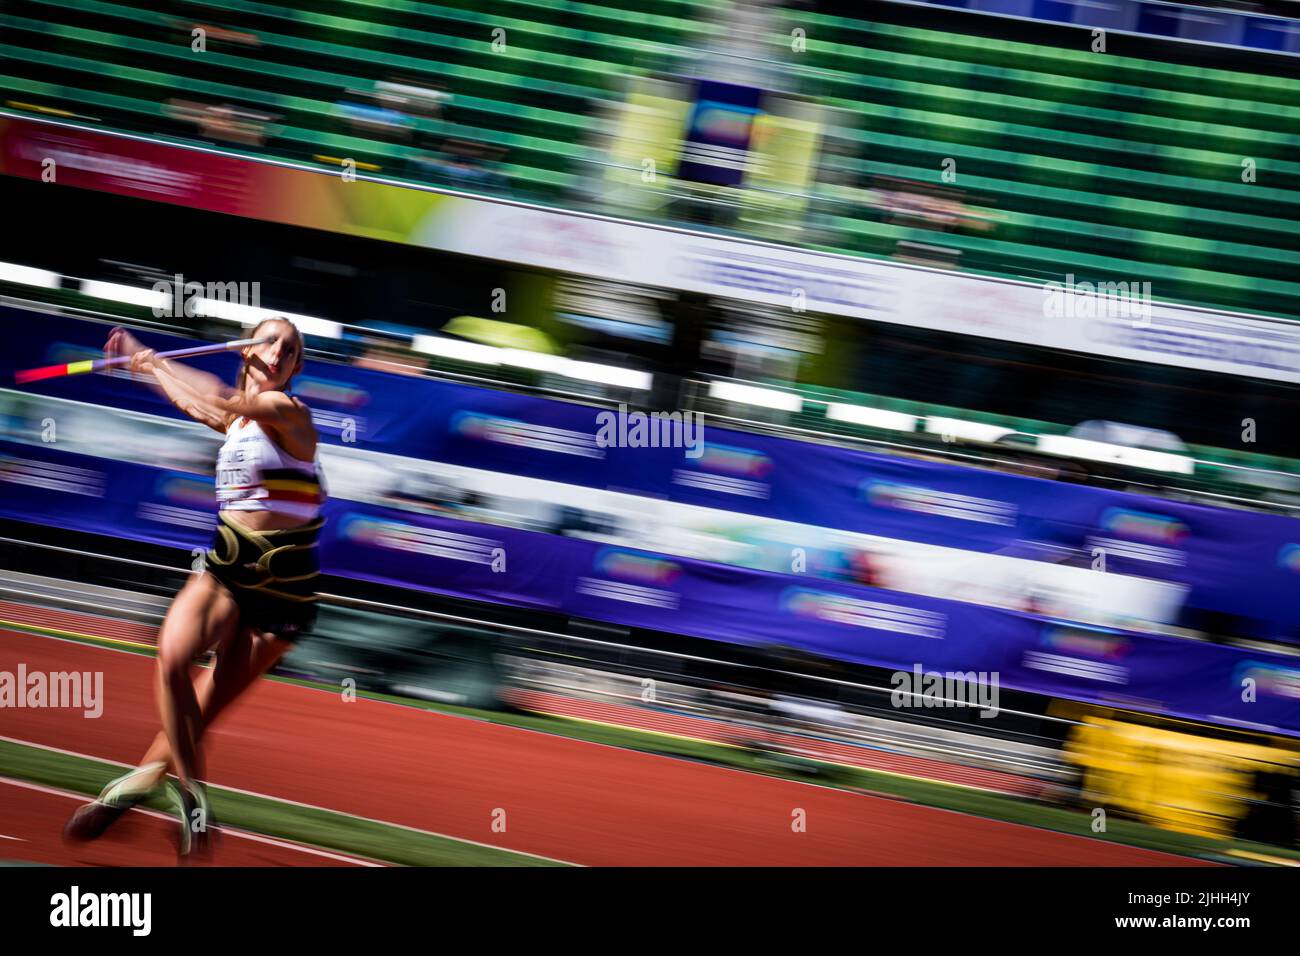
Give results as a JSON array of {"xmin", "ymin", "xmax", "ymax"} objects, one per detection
[
  {"xmin": 0, "ymin": 776, "xmax": 383, "ymax": 867},
  {"xmin": 0, "ymin": 735, "xmax": 578, "ymax": 866}
]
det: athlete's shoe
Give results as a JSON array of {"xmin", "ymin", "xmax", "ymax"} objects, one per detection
[
  {"xmin": 169, "ymin": 779, "xmax": 217, "ymax": 859},
  {"xmin": 63, "ymin": 763, "xmax": 165, "ymax": 843}
]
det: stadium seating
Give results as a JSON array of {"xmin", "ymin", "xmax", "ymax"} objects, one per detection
[
  {"xmin": 0, "ymin": 0, "xmax": 706, "ymax": 198},
  {"xmin": 4, "ymin": 0, "xmax": 1300, "ymax": 318},
  {"xmin": 780, "ymin": 9, "xmax": 1300, "ymax": 318}
]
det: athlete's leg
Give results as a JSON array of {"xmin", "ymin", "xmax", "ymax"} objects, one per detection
[
  {"xmin": 164, "ymin": 622, "xmax": 292, "ymax": 857},
  {"xmin": 210, "ymin": 627, "xmax": 294, "ymax": 712},
  {"xmin": 155, "ymin": 573, "xmax": 239, "ymax": 789},
  {"xmin": 65, "ymin": 573, "xmax": 239, "ymax": 843},
  {"xmin": 198, "ymin": 623, "xmax": 293, "ymax": 733},
  {"xmin": 92, "ymin": 650, "xmax": 229, "ymax": 805},
  {"xmin": 130, "ymin": 621, "xmax": 292, "ymax": 785},
  {"xmin": 133, "ymin": 667, "xmax": 220, "ymax": 775}
]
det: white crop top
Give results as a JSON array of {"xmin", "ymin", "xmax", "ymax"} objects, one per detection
[{"xmin": 215, "ymin": 416, "xmax": 325, "ymax": 520}]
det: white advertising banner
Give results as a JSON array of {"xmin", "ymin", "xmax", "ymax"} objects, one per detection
[
  {"xmin": 7, "ymin": 112, "xmax": 1295, "ymax": 383},
  {"xmin": 420, "ymin": 198, "xmax": 1300, "ymax": 384}
]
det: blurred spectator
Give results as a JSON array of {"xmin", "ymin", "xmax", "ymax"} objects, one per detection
[
  {"xmin": 186, "ymin": 22, "xmax": 262, "ymax": 48},
  {"xmin": 337, "ymin": 87, "xmax": 415, "ymax": 144},
  {"xmin": 337, "ymin": 76, "xmax": 449, "ymax": 152},
  {"xmin": 374, "ymin": 76, "xmax": 451, "ymax": 120},
  {"xmin": 164, "ymin": 99, "xmax": 277, "ymax": 147},
  {"xmin": 350, "ymin": 330, "xmax": 429, "ymax": 376},
  {"xmin": 872, "ymin": 175, "xmax": 998, "ymax": 269},
  {"xmin": 165, "ymin": 11, "xmax": 263, "ymax": 51},
  {"xmin": 413, "ymin": 138, "xmax": 512, "ymax": 195}
]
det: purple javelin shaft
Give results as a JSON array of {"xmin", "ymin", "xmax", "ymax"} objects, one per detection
[{"xmin": 92, "ymin": 334, "xmax": 274, "ymax": 372}]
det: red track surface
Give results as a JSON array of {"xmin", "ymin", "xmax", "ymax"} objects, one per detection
[
  {"xmin": 504, "ymin": 688, "xmax": 1045, "ymax": 796},
  {"xmin": 4, "ymin": 596, "xmax": 1048, "ymax": 796},
  {"xmin": 0, "ymin": 628, "xmax": 1207, "ymax": 866},
  {"xmin": 0, "ymin": 778, "xmax": 369, "ymax": 866}
]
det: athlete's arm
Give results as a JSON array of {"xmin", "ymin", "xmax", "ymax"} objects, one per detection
[
  {"xmin": 141, "ymin": 352, "xmax": 242, "ymax": 433},
  {"xmin": 108, "ymin": 328, "xmax": 312, "ymax": 445},
  {"xmin": 144, "ymin": 352, "xmax": 313, "ymax": 447},
  {"xmin": 105, "ymin": 327, "xmax": 226, "ymax": 432}
]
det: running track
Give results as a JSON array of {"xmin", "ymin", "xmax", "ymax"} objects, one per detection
[
  {"xmin": 0, "ymin": 777, "xmax": 374, "ymax": 866},
  {"xmin": 0, "ymin": 628, "xmax": 1206, "ymax": 866}
]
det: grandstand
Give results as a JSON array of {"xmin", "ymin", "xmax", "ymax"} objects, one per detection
[
  {"xmin": 2, "ymin": 0, "xmax": 1299, "ymax": 316},
  {"xmin": 785, "ymin": 8, "xmax": 1300, "ymax": 316}
]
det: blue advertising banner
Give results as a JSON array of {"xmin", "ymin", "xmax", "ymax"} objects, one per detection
[
  {"xmin": 321, "ymin": 502, "xmax": 576, "ymax": 612},
  {"xmin": 1023, "ymin": 482, "xmax": 1300, "ymax": 636},
  {"xmin": 2, "ymin": 436, "xmax": 1299, "ymax": 735},
  {"xmin": 5, "ymin": 309, "xmax": 1300, "ymax": 733},
  {"xmin": 565, "ymin": 540, "xmax": 1300, "ymax": 735}
]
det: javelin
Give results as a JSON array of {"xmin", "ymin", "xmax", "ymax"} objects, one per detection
[{"xmin": 14, "ymin": 335, "xmax": 274, "ymax": 385}]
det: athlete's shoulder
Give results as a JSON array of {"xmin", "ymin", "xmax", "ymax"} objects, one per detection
[{"xmin": 243, "ymin": 389, "xmax": 309, "ymax": 423}]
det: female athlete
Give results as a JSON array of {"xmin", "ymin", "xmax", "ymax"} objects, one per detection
[{"xmin": 65, "ymin": 317, "xmax": 326, "ymax": 856}]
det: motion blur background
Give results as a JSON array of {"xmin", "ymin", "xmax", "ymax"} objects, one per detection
[{"xmin": 1, "ymin": 0, "xmax": 1299, "ymax": 858}]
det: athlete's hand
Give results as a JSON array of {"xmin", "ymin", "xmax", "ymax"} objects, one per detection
[
  {"xmin": 105, "ymin": 327, "xmax": 157, "ymax": 376},
  {"xmin": 105, "ymin": 326, "xmax": 146, "ymax": 362},
  {"xmin": 127, "ymin": 348, "xmax": 158, "ymax": 375}
]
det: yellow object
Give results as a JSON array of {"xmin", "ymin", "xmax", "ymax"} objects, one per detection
[
  {"xmin": 313, "ymin": 155, "xmax": 381, "ymax": 172},
  {"xmin": 6, "ymin": 101, "xmax": 75, "ymax": 118},
  {"xmin": 1065, "ymin": 714, "xmax": 1299, "ymax": 839},
  {"xmin": 443, "ymin": 316, "xmax": 557, "ymax": 354}
]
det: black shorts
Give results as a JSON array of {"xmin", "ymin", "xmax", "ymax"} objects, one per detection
[{"xmin": 204, "ymin": 511, "xmax": 324, "ymax": 642}]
